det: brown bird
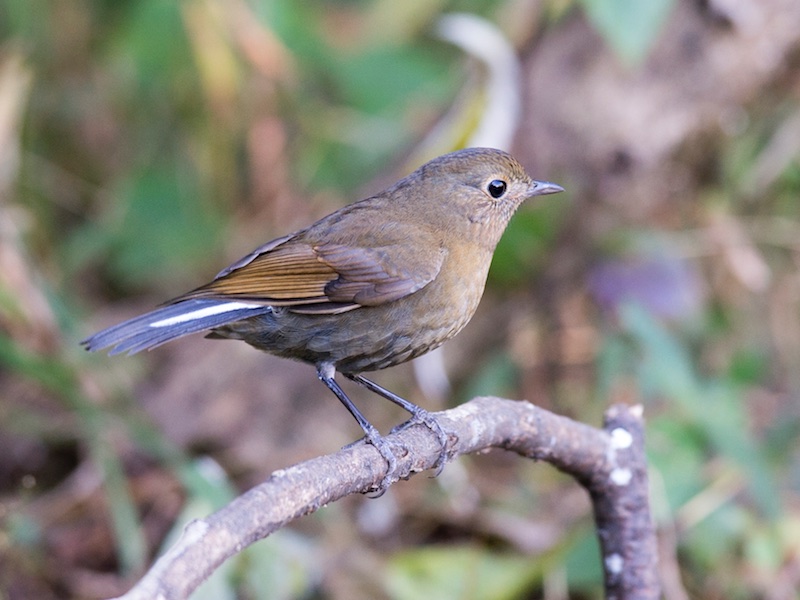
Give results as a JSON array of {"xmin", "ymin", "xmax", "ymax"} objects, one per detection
[{"xmin": 82, "ymin": 147, "xmax": 563, "ymax": 491}]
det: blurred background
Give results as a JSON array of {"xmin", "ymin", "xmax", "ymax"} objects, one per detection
[{"xmin": 2, "ymin": 0, "xmax": 800, "ymax": 598}]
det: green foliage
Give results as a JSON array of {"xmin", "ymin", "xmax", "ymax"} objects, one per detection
[
  {"xmin": 460, "ymin": 351, "xmax": 518, "ymax": 401},
  {"xmin": 489, "ymin": 197, "xmax": 569, "ymax": 287},
  {"xmin": 108, "ymin": 2, "xmax": 194, "ymax": 88},
  {"xmin": 70, "ymin": 165, "xmax": 226, "ymax": 290},
  {"xmin": 385, "ymin": 545, "xmax": 540, "ymax": 600},
  {"xmin": 617, "ymin": 305, "xmax": 779, "ymax": 515},
  {"xmin": 578, "ymin": 0, "xmax": 676, "ymax": 64},
  {"xmin": 563, "ymin": 529, "xmax": 603, "ymax": 592},
  {"xmin": 597, "ymin": 304, "xmax": 794, "ymax": 595},
  {"xmin": 238, "ymin": 530, "xmax": 319, "ymax": 600},
  {"xmin": 0, "ymin": 335, "xmax": 148, "ymax": 574}
]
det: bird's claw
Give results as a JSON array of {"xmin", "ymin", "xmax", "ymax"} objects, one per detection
[
  {"xmin": 344, "ymin": 429, "xmax": 398, "ymax": 497},
  {"xmin": 390, "ymin": 408, "xmax": 450, "ymax": 475}
]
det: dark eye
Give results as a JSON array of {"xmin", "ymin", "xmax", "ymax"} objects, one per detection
[{"xmin": 487, "ymin": 179, "xmax": 507, "ymax": 198}]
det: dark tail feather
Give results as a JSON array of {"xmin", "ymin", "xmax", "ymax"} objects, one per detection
[{"xmin": 81, "ymin": 299, "xmax": 271, "ymax": 355}]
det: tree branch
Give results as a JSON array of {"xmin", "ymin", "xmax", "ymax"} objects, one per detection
[{"xmin": 111, "ymin": 397, "xmax": 659, "ymax": 600}]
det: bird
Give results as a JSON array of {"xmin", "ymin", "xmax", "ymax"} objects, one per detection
[{"xmin": 82, "ymin": 147, "xmax": 563, "ymax": 492}]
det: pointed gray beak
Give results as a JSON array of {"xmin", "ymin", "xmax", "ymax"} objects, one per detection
[{"xmin": 529, "ymin": 180, "xmax": 564, "ymax": 197}]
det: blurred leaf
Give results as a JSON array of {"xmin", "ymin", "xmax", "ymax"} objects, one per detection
[
  {"xmin": 0, "ymin": 335, "xmax": 147, "ymax": 574},
  {"xmin": 92, "ymin": 429, "xmax": 148, "ymax": 576},
  {"xmin": 362, "ymin": 0, "xmax": 452, "ymax": 45},
  {"xmin": 256, "ymin": 0, "xmax": 326, "ymax": 64},
  {"xmin": 67, "ymin": 164, "xmax": 226, "ymax": 290},
  {"xmin": 239, "ymin": 529, "xmax": 319, "ymax": 600},
  {"xmin": 5, "ymin": 513, "xmax": 42, "ymax": 548},
  {"xmin": 764, "ymin": 415, "xmax": 800, "ymax": 465},
  {"xmin": 252, "ymin": 1, "xmax": 459, "ymax": 192},
  {"xmin": 646, "ymin": 416, "xmax": 707, "ymax": 509},
  {"xmin": 385, "ymin": 545, "xmax": 539, "ymax": 600},
  {"xmin": 578, "ymin": 0, "xmax": 675, "ymax": 65},
  {"xmin": 0, "ymin": 0, "xmax": 50, "ymax": 48},
  {"xmin": 489, "ymin": 199, "xmax": 568, "ymax": 287},
  {"xmin": 158, "ymin": 458, "xmax": 239, "ymax": 600},
  {"xmin": 294, "ymin": 124, "xmax": 408, "ymax": 192},
  {"xmin": 563, "ymin": 528, "xmax": 603, "ymax": 592},
  {"xmin": 595, "ymin": 334, "xmax": 633, "ymax": 400},
  {"xmin": 108, "ymin": 0, "xmax": 193, "ymax": 89},
  {"xmin": 619, "ymin": 303, "xmax": 696, "ymax": 400},
  {"xmin": 460, "ymin": 351, "xmax": 518, "ymax": 401},
  {"xmin": 290, "ymin": 47, "xmax": 457, "ymax": 190},
  {"xmin": 152, "ymin": 459, "xmax": 318, "ymax": 599},
  {"xmin": 683, "ymin": 503, "xmax": 749, "ymax": 572},
  {"xmin": 727, "ymin": 348, "xmax": 768, "ymax": 385},
  {"xmin": 619, "ymin": 304, "xmax": 780, "ymax": 517},
  {"xmin": 110, "ymin": 168, "xmax": 223, "ymax": 282},
  {"xmin": 744, "ymin": 523, "xmax": 784, "ymax": 572},
  {"xmin": 331, "ymin": 44, "xmax": 454, "ymax": 115}
]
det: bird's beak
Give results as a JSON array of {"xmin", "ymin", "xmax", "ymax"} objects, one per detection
[{"xmin": 529, "ymin": 180, "xmax": 564, "ymax": 197}]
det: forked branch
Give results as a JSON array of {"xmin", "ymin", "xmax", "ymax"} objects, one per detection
[{"xmin": 112, "ymin": 397, "xmax": 659, "ymax": 600}]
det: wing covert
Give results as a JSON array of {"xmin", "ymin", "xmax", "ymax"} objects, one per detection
[{"xmin": 177, "ymin": 233, "xmax": 446, "ymax": 313}]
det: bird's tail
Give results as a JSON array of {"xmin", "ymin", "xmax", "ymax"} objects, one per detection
[{"xmin": 81, "ymin": 298, "xmax": 271, "ymax": 355}]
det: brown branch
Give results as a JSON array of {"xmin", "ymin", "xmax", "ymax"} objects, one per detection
[{"xmin": 111, "ymin": 397, "xmax": 660, "ymax": 600}]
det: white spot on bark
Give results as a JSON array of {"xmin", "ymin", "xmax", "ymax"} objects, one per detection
[
  {"xmin": 610, "ymin": 427, "xmax": 633, "ymax": 449},
  {"xmin": 605, "ymin": 553, "xmax": 624, "ymax": 574},
  {"xmin": 610, "ymin": 467, "xmax": 632, "ymax": 486}
]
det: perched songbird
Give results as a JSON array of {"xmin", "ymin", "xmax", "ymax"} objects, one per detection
[{"xmin": 82, "ymin": 147, "xmax": 563, "ymax": 491}]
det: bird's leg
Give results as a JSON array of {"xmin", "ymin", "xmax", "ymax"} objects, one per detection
[
  {"xmin": 343, "ymin": 373, "xmax": 450, "ymax": 475},
  {"xmin": 316, "ymin": 364, "xmax": 396, "ymax": 495}
]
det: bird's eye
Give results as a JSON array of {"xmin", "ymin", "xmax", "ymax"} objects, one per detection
[{"xmin": 487, "ymin": 179, "xmax": 507, "ymax": 198}]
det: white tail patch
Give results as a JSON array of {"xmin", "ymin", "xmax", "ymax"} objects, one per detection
[{"xmin": 149, "ymin": 302, "xmax": 263, "ymax": 328}]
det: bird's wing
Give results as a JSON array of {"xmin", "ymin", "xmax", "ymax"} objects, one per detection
[{"xmin": 177, "ymin": 235, "xmax": 446, "ymax": 315}]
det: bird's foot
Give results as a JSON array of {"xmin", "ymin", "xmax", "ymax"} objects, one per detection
[
  {"xmin": 341, "ymin": 373, "xmax": 451, "ymax": 477},
  {"xmin": 390, "ymin": 408, "xmax": 450, "ymax": 476},
  {"xmin": 344, "ymin": 426, "xmax": 398, "ymax": 497}
]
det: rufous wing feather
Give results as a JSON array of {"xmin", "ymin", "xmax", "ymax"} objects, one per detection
[
  {"xmin": 176, "ymin": 236, "xmax": 446, "ymax": 315},
  {"xmin": 315, "ymin": 242, "xmax": 445, "ymax": 306}
]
